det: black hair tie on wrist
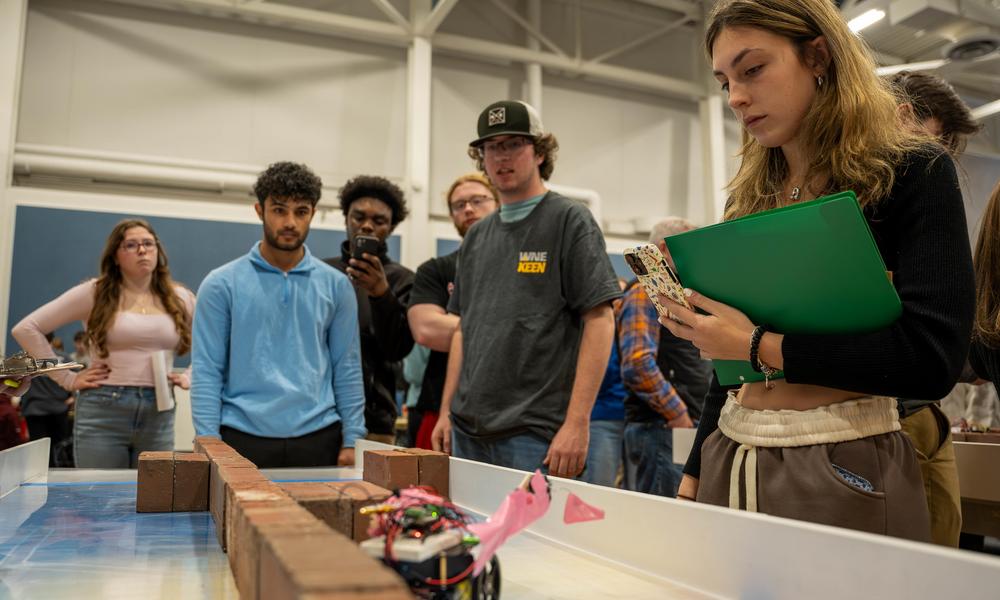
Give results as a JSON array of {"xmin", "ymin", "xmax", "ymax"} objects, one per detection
[{"xmin": 749, "ymin": 324, "xmax": 771, "ymax": 372}]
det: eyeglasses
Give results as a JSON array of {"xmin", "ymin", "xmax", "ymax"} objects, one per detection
[
  {"xmin": 478, "ymin": 136, "xmax": 531, "ymax": 158},
  {"xmin": 449, "ymin": 195, "xmax": 495, "ymax": 214},
  {"xmin": 120, "ymin": 240, "xmax": 157, "ymax": 253}
]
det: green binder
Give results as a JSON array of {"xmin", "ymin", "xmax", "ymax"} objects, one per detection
[{"xmin": 664, "ymin": 191, "xmax": 901, "ymax": 385}]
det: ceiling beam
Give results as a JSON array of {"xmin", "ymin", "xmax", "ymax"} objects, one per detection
[
  {"xmin": 368, "ymin": 0, "xmax": 411, "ymax": 32},
  {"xmin": 588, "ymin": 15, "xmax": 691, "ymax": 64},
  {"xmin": 100, "ymin": 0, "xmax": 707, "ymax": 100},
  {"xmin": 418, "ymin": 0, "xmax": 460, "ymax": 36},
  {"xmin": 433, "ymin": 32, "xmax": 704, "ymax": 100},
  {"xmin": 102, "ymin": 0, "xmax": 411, "ymax": 47},
  {"xmin": 629, "ymin": 0, "xmax": 700, "ymax": 20},
  {"xmin": 488, "ymin": 0, "xmax": 568, "ymax": 58}
]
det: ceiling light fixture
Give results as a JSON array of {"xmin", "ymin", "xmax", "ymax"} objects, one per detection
[{"xmin": 848, "ymin": 9, "xmax": 886, "ymax": 33}]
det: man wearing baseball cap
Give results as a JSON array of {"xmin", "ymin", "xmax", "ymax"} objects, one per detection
[{"xmin": 430, "ymin": 100, "xmax": 621, "ymax": 478}]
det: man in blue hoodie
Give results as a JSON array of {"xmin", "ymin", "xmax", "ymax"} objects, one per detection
[{"xmin": 191, "ymin": 162, "xmax": 366, "ymax": 468}]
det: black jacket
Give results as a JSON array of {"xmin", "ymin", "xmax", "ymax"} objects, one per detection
[{"xmin": 324, "ymin": 242, "xmax": 414, "ymax": 435}]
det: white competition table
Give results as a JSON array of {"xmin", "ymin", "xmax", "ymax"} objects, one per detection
[{"xmin": 1, "ymin": 439, "xmax": 998, "ymax": 599}]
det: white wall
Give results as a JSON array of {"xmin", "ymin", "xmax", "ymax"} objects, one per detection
[
  {"xmin": 18, "ymin": 0, "xmax": 408, "ymax": 186},
  {"xmin": 429, "ymin": 52, "xmax": 712, "ymax": 228},
  {"xmin": 10, "ymin": 0, "xmax": 995, "ymax": 307},
  {"xmin": 429, "ymin": 54, "xmax": 523, "ymax": 219}
]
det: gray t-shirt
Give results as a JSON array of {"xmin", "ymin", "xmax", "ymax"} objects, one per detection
[{"xmin": 447, "ymin": 191, "xmax": 622, "ymax": 440}]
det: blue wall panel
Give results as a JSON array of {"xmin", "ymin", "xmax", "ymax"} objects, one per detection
[{"xmin": 6, "ymin": 206, "xmax": 400, "ymax": 358}]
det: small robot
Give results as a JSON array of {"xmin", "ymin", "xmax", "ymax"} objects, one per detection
[{"xmin": 360, "ymin": 488, "xmax": 501, "ymax": 600}]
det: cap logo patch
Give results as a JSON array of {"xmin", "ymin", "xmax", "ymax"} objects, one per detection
[{"xmin": 488, "ymin": 107, "xmax": 506, "ymax": 127}]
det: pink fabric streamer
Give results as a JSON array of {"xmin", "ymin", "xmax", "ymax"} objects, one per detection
[
  {"xmin": 398, "ymin": 487, "xmax": 445, "ymax": 505},
  {"xmin": 563, "ymin": 492, "xmax": 605, "ymax": 524},
  {"xmin": 467, "ymin": 470, "xmax": 551, "ymax": 575}
]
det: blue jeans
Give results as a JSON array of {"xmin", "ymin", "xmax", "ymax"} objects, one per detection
[
  {"xmin": 581, "ymin": 419, "xmax": 624, "ymax": 487},
  {"xmin": 623, "ymin": 421, "xmax": 682, "ymax": 498},
  {"xmin": 74, "ymin": 386, "xmax": 174, "ymax": 468},
  {"xmin": 451, "ymin": 428, "xmax": 549, "ymax": 473}
]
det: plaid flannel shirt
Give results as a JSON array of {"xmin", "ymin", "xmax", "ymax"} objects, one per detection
[{"xmin": 616, "ymin": 284, "xmax": 688, "ymax": 421}]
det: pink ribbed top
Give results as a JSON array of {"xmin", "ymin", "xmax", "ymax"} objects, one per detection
[{"xmin": 12, "ymin": 280, "xmax": 196, "ymax": 389}]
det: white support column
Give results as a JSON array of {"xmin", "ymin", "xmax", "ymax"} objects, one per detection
[
  {"xmin": 696, "ymin": 1, "xmax": 726, "ymax": 225},
  {"xmin": 698, "ymin": 94, "xmax": 728, "ymax": 224},
  {"xmin": 405, "ymin": 0, "xmax": 433, "ymax": 267},
  {"xmin": 0, "ymin": 0, "xmax": 29, "ymax": 355},
  {"xmin": 525, "ymin": 0, "xmax": 543, "ymax": 111}
]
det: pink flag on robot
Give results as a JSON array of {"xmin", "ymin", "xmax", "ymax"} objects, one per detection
[{"xmin": 467, "ymin": 470, "xmax": 550, "ymax": 575}]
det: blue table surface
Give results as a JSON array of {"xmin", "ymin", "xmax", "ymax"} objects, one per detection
[
  {"xmin": 0, "ymin": 482, "xmax": 234, "ymax": 600},
  {"xmin": 0, "ymin": 467, "xmax": 362, "ymax": 600}
]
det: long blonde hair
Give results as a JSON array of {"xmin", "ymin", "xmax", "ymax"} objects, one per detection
[
  {"xmin": 87, "ymin": 219, "xmax": 192, "ymax": 359},
  {"xmin": 974, "ymin": 181, "xmax": 1000, "ymax": 347},
  {"xmin": 706, "ymin": 0, "xmax": 936, "ymax": 220}
]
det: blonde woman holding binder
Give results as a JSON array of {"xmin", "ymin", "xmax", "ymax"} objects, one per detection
[
  {"xmin": 662, "ymin": 0, "xmax": 974, "ymax": 542},
  {"xmin": 13, "ymin": 219, "xmax": 195, "ymax": 468}
]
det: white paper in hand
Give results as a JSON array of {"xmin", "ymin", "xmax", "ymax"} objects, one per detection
[{"xmin": 151, "ymin": 350, "xmax": 175, "ymax": 412}]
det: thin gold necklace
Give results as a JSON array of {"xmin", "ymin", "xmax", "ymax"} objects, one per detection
[{"xmin": 125, "ymin": 291, "xmax": 154, "ymax": 315}]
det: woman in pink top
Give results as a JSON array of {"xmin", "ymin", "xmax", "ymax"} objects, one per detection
[{"xmin": 13, "ymin": 219, "xmax": 195, "ymax": 468}]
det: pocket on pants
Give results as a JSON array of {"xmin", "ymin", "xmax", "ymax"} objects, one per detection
[
  {"xmin": 78, "ymin": 387, "xmax": 116, "ymax": 409},
  {"xmin": 805, "ymin": 441, "xmax": 888, "ymax": 535}
]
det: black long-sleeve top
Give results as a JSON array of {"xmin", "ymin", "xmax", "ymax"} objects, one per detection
[
  {"xmin": 970, "ymin": 340, "xmax": 1000, "ymax": 391},
  {"xmin": 325, "ymin": 241, "xmax": 415, "ymax": 435},
  {"xmin": 684, "ymin": 147, "xmax": 976, "ymax": 478}
]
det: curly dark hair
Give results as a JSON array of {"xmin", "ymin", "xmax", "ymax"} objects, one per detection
[
  {"xmin": 467, "ymin": 134, "xmax": 559, "ymax": 182},
  {"xmin": 887, "ymin": 71, "xmax": 982, "ymax": 155},
  {"xmin": 338, "ymin": 175, "xmax": 409, "ymax": 227},
  {"xmin": 253, "ymin": 162, "xmax": 323, "ymax": 206}
]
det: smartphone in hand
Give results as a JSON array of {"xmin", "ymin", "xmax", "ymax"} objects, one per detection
[
  {"xmin": 623, "ymin": 244, "xmax": 691, "ymax": 323},
  {"xmin": 352, "ymin": 235, "xmax": 380, "ymax": 261}
]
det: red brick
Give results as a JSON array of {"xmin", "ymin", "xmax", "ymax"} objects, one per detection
[
  {"xmin": 259, "ymin": 531, "xmax": 407, "ymax": 599},
  {"xmin": 258, "ymin": 530, "xmax": 352, "ymax": 600},
  {"xmin": 136, "ymin": 451, "xmax": 174, "ymax": 513},
  {"xmin": 280, "ymin": 482, "xmax": 351, "ymax": 538},
  {"xmin": 192, "ymin": 436, "xmax": 219, "ymax": 455},
  {"xmin": 211, "ymin": 461, "xmax": 264, "ymax": 550},
  {"xmin": 362, "ymin": 450, "xmax": 418, "ymax": 492},
  {"xmin": 399, "ymin": 448, "xmax": 450, "ymax": 498},
  {"xmin": 327, "ymin": 481, "xmax": 391, "ymax": 542},
  {"xmin": 172, "ymin": 452, "xmax": 210, "ymax": 511},
  {"xmin": 226, "ymin": 482, "xmax": 289, "ymax": 555},
  {"xmin": 233, "ymin": 504, "xmax": 321, "ymax": 600}
]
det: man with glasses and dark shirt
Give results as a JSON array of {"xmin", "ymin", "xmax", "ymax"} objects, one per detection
[
  {"xmin": 407, "ymin": 173, "xmax": 499, "ymax": 447},
  {"xmin": 430, "ymin": 100, "xmax": 621, "ymax": 478},
  {"xmin": 324, "ymin": 175, "xmax": 415, "ymax": 443}
]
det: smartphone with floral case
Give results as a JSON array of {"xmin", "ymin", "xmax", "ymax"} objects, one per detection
[{"xmin": 623, "ymin": 244, "xmax": 690, "ymax": 322}]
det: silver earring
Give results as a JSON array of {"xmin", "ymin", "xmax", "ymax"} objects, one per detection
[{"xmin": 817, "ymin": 75, "xmax": 824, "ymax": 87}]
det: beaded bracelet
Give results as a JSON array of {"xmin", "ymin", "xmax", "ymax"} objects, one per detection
[
  {"xmin": 749, "ymin": 324, "xmax": 778, "ymax": 389},
  {"xmin": 749, "ymin": 325, "xmax": 769, "ymax": 372}
]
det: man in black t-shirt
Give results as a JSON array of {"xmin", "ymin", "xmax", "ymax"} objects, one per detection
[
  {"xmin": 407, "ymin": 173, "xmax": 498, "ymax": 448},
  {"xmin": 430, "ymin": 100, "xmax": 621, "ymax": 478}
]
